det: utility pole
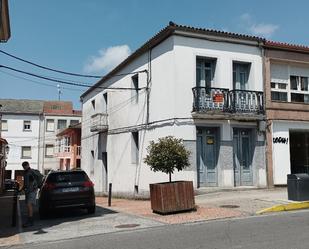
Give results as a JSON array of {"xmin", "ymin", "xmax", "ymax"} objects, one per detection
[
  {"xmin": 57, "ymin": 84, "xmax": 62, "ymax": 101},
  {"xmin": 0, "ymin": 104, "xmax": 2, "ymax": 138}
]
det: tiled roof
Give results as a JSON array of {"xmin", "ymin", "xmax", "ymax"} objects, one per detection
[
  {"xmin": 0, "ymin": 99, "xmax": 44, "ymax": 114},
  {"xmin": 0, "ymin": 99, "xmax": 81, "ymax": 115},
  {"xmin": 265, "ymin": 40, "xmax": 309, "ymax": 53},
  {"xmin": 80, "ymin": 22, "xmax": 265, "ymax": 99}
]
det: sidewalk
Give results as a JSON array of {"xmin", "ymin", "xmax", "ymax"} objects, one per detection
[
  {"xmin": 96, "ymin": 187, "xmax": 290, "ymax": 224},
  {"xmin": 0, "ymin": 187, "xmax": 293, "ymax": 247},
  {"xmin": 0, "ymin": 191, "xmax": 21, "ymax": 247}
]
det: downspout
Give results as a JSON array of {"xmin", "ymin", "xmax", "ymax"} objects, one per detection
[
  {"xmin": 146, "ymin": 48, "xmax": 152, "ymax": 125},
  {"xmin": 37, "ymin": 113, "xmax": 42, "ymax": 172},
  {"xmin": 260, "ymin": 41, "xmax": 270, "ymax": 188}
]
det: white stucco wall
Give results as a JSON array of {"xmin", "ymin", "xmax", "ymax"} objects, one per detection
[
  {"xmin": 272, "ymin": 121, "xmax": 309, "ymax": 185},
  {"xmin": 2, "ymin": 114, "xmax": 41, "ymax": 178},
  {"xmin": 81, "ymin": 34, "xmax": 265, "ymax": 196}
]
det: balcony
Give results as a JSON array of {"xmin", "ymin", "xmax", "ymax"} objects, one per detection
[
  {"xmin": 54, "ymin": 145, "xmax": 81, "ymax": 159},
  {"xmin": 90, "ymin": 113, "xmax": 108, "ymax": 132},
  {"xmin": 192, "ymin": 87, "xmax": 264, "ymax": 118}
]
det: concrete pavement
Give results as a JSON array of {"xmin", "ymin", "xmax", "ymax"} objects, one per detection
[
  {"xmin": 4, "ymin": 209, "xmax": 309, "ymax": 249},
  {"xmin": 1, "ymin": 187, "xmax": 303, "ymax": 248}
]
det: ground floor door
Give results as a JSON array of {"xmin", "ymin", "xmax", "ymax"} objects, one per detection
[
  {"xmin": 233, "ymin": 128, "xmax": 253, "ymax": 186},
  {"xmin": 290, "ymin": 131, "xmax": 309, "ymax": 174},
  {"xmin": 197, "ymin": 127, "xmax": 218, "ymax": 187}
]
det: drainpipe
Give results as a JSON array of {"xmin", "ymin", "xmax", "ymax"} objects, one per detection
[{"xmin": 37, "ymin": 113, "xmax": 43, "ymax": 173}]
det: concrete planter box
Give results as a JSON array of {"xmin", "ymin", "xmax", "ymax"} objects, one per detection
[{"xmin": 149, "ymin": 181, "xmax": 195, "ymax": 214}]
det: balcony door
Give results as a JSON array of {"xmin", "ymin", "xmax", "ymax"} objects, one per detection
[
  {"xmin": 233, "ymin": 62, "xmax": 250, "ymax": 90},
  {"xmin": 196, "ymin": 58, "xmax": 216, "ymax": 88},
  {"xmin": 197, "ymin": 127, "xmax": 219, "ymax": 187}
]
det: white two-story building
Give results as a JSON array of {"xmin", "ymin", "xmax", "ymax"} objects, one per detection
[
  {"xmin": 0, "ymin": 99, "xmax": 81, "ymax": 180},
  {"xmin": 80, "ymin": 22, "xmax": 267, "ymax": 197}
]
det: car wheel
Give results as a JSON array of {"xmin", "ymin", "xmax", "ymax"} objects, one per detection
[
  {"xmin": 87, "ymin": 205, "xmax": 95, "ymax": 214},
  {"xmin": 39, "ymin": 207, "xmax": 49, "ymax": 219}
]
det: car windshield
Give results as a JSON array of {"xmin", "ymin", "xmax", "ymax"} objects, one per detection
[{"xmin": 48, "ymin": 172, "xmax": 87, "ymax": 183}]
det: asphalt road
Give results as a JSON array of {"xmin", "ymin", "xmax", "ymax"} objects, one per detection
[{"xmin": 6, "ymin": 210, "xmax": 309, "ymax": 249}]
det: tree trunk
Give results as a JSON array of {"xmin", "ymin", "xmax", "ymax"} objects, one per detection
[{"xmin": 169, "ymin": 172, "xmax": 172, "ymax": 182}]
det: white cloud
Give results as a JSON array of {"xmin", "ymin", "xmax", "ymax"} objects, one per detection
[
  {"xmin": 84, "ymin": 45, "xmax": 131, "ymax": 73},
  {"xmin": 240, "ymin": 13, "xmax": 279, "ymax": 38},
  {"xmin": 249, "ymin": 23, "xmax": 279, "ymax": 37}
]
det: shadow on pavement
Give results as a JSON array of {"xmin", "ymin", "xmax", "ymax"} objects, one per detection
[
  {"xmin": 0, "ymin": 191, "xmax": 19, "ymax": 239},
  {"xmin": 19, "ymin": 198, "xmax": 118, "ymax": 234}
]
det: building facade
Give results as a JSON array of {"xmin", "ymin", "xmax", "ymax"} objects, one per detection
[
  {"xmin": 80, "ymin": 23, "xmax": 267, "ymax": 197},
  {"xmin": 55, "ymin": 124, "xmax": 81, "ymax": 170},
  {"xmin": 0, "ymin": 99, "xmax": 81, "ymax": 179},
  {"xmin": 265, "ymin": 42, "xmax": 309, "ymax": 186}
]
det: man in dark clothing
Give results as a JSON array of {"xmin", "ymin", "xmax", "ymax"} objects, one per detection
[{"xmin": 21, "ymin": 161, "xmax": 38, "ymax": 227}]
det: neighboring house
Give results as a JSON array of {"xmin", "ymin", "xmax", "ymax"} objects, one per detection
[
  {"xmin": 54, "ymin": 123, "xmax": 81, "ymax": 170},
  {"xmin": 0, "ymin": 138, "xmax": 8, "ymax": 193},
  {"xmin": 0, "ymin": 99, "xmax": 81, "ymax": 179},
  {"xmin": 80, "ymin": 22, "xmax": 267, "ymax": 197},
  {"xmin": 0, "ymin": 0, "xmax": 10, "ymax": 42},
  {"xmin": 40, "ymin": 101, "xmax": 82, "ymax": 174},
  {"xmin": 264, "ymin": 41, "xmax": 309, "ymax": 186}
]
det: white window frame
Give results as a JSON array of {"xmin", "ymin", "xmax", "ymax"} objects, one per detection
[
  {"xmin": 1, "ymin": 120, "xmax": 8, "ymax": 131},
  {"xmin": 23, "ymin": 120, "xmax": 31, "ymax": 131},
  {"xmin": 271, "ymin": 82, "xmax": 288, "ymax": 102},
  {"xmin": 21, "ymin": 146, "xmax": 32, "ymax": 159},
  {"xmin": 57, "ymin": 119, "xmax": 67, "ymax": 130},
  {"xmin": 289, "ymin": 75, "xmax": 309, "ymax": 103},
  {"xmin": 45, "ymin": 144, "xmax": 54, "ymax": 158},
  {"xmin": 46, "ymin": 119, "xmax": 55, "ymax": 132}
]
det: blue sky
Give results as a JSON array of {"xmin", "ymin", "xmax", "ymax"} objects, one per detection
[{"xmin": 1, "ymin": 0, "xmax": 309, "ymax": 109}]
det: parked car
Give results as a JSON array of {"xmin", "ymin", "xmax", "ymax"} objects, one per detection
[
  {"xmin": 4, "ymin": 179, "xmax": 20, "ymax": 191},
  {"xmin": 38, "ymin": 170, "xmax": 95, "ymax": 218}
]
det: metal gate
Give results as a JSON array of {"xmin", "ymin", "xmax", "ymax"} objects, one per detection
[
  {"xmin": 233, "ymin": 128, "xmax": 253, "ymax": 186},
  {"xmin": 197, "ymin": 128, "xmax": 218, "ymax": 187}
]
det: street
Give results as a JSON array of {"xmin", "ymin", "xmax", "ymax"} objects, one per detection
[{"xmin": 5, "ymin": 210, "xmax": 309, "ymax": 249}]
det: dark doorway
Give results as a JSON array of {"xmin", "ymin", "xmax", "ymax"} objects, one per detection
[{"xmin": 290, "ymin": 132, "xmax": 309, "ymax": 174}]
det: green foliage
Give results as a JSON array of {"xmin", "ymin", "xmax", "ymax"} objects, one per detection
[{"xmin": 144, "ymin": 136, "xmax": 191, "ymax": 180}]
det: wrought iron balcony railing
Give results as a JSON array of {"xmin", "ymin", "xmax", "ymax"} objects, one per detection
[
  {"xmin": 192, "ymin": 87, "xmax": 264, "ymax": 114},
  {"xmin": 228, "ymin": 90, "xmax": 264, "ymax": 114},
  {"xmin": 192, "ymin": 87, "xmax": 229, "ymax": 112}
]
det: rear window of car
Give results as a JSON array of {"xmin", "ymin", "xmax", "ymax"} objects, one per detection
[{"xmin": 47, "ymin": 172, "xmax": 88, "ymax": 183}]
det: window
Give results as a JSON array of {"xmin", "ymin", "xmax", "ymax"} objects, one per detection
[
  {"xmin": 132, "ymin": 74, "xmax": 139, "ymax": 102},
  {"xmin": 23, "ymin": 121, "xmax": 31, "ymax": 131},
  {"xmin": 1, "ymin": 120, "xmax": 8, "ymax": 131},
  {"xmin": 70, "ymin": 120, "xmax": 79, "ymax": 126},
  {"xmin": 271, "ymin": 82, "xmax": 288, "ymax": 102},
  {"xmin": 91, "ymin": 99, "xmax": 95, "ymax": 110},
  {"xmin": 233, "ymin": 62, "xmax": 250, "ymax": 90},
  {"xmin": 57, "ymin": 119, "xmax": 67, "ymax": 129},
  {"xmin": 45, "ymin": 145, "xmax": 54, "ymax": 158},
  {"xmin": 21, "ymin": 146, "xmax": 31, "ymax": 159},
  {"xmin": 131, "ymin": 132, "xmax": 139, "ymax": 164},
  {"xmin": 46, "ymin": 119, "xmax": 55, "ymax": 131},
  {"xmin": 290, "ymin": 76, "xmax": 309, "ymax": 103},
  {"xmin": 103, "ymin": 93, "xmax": 108, "ymax": 112},
  {"xmin": 196, "ymin": 58, "xmax": 216, "ymax": 88},
  {"xmin": 271, "ymin": 92, "xmax": 288, "ymax": 102}
]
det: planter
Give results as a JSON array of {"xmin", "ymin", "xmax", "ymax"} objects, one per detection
[{"xmin": 149, "ymin": 181, "xmax": 195, "ymax": 214}]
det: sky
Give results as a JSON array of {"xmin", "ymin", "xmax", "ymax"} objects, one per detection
[{"xmin": 1, "ymin": 0, "xmax": 309, "ymax": 109}]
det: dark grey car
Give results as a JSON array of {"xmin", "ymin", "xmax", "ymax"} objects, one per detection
[{"xmin": 38, "ymin": 170, "xmax": 95, "ymax": 218}]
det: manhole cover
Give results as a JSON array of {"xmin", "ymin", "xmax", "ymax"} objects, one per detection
[
  {"xmin": 219, "ymin": 205, "xmax": 240, "ymax": 209},
  {"xmin": 115, "ymin": 224, "xmax": 140, "ymax": 229}
]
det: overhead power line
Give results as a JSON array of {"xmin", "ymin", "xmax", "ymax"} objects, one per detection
[
  {"xmin": 0, "ymin": 49, "xmax": 103, "ymax": 78},
  {"xmin": 0, "ymin": 65, "xmax": 147, "ymax": 91}
]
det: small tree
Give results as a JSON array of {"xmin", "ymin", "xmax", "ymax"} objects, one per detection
[{"xmin": 144, "ymin": 136, "xmax": 191, "ymax": 182}]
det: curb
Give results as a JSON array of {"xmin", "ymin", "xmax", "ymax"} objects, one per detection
[{"xmin": 257, "ymin": 201, "xmax": 309, "ymax": 214}]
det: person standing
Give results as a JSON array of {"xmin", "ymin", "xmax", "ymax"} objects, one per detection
[{"xmin": 21, "ymin": 161, "xmax": 38, "ymax": 227}]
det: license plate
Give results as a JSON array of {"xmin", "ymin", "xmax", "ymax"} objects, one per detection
[{"xmin": 62, "ymin": 187, "xmax": 79, "ymax": 193}]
